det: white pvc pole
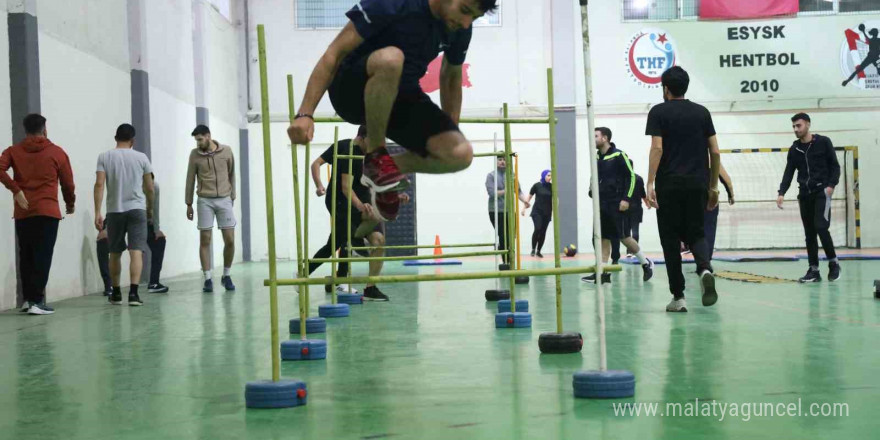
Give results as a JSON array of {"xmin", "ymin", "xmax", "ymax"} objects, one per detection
[{"xmin": 579, "ymin": 0, "xmax": 606, "ymax": 372}]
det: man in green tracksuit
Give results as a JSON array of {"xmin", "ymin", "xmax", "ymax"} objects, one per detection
[{"xmin": 583, "ymin": 127, "xmax": 654, "ymax": 285}]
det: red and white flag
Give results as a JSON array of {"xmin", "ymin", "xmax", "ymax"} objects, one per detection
[{"xmin": 700, "ymin": 0, "xmax": 798, "ymax": 19}]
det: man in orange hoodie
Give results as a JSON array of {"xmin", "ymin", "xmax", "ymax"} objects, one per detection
[{"xmin": 0, "ymin": 114, "xmax": 76, "ymax": 315}]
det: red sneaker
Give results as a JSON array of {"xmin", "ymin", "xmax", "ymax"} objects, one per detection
[
  {"xmin": 372, "ymin": 191, "xmax": 401, "ymax": 222},
  {"xmin": 361, "ymin": 148, "xmax": 409, "ymax": 193}
]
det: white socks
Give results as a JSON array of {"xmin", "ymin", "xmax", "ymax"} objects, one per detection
[
  {"xmin": 635, "ymin": 250, "xmax": 648, "ymax": 265},
  {"xmin": 203, "ymin": 270, "xmax": 212, "ymax": 281},
  {"xmin": 223, "ymin": 267, "xmax": 231, "ymax": 277}
]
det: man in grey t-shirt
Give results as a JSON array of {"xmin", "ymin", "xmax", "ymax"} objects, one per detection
[{"xmin": 94, "ymin": 124, "xmax": 154, "ymax": 307}]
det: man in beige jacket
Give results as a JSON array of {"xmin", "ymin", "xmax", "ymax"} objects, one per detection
[{"xmin": 185, "ymin": 125, "xmax": 236, "ymax": 293}]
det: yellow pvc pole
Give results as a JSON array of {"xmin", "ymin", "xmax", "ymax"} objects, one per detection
[
  {"xmin": 286, "ymin": 76, "xmax": 307, "ymax": 337},
  {"xmin": 503, "ymin": 104, "xmax": 516, "ymax": 312},
  {"xmin": 546, "ymin": 68, "xmax": 563, "ymax": 335},
  {"xmin": 329, "ymin": 129, "xmax": 339, "ymax": 304},
  {"xmin": 256, "ymin": 25, "xmax": 280, "ymax": 382},
  {"xmin": 514, "ymin": 155, "xmax": 523, "ymax": 271}
]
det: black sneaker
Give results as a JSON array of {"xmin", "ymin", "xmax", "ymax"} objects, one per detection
[
  {"xmin": 203, "ymin": 279, "xmax": 214, "ymax": 293},
  {"xmin": 642, "ymin": 259, "xmax": 655, "ymax": 282},
  {"xmin": 103, "ymin": 288, "xmax": 113, "ymax": 297},
  {"xmin": 27, "ymin": 302, "xmax": 54, "ymax": 315},
  {"xmin": 109, "ymin": 288, "xmax": 123, "ymax": 305},
  {"xmin": 363, "ymin": 286, "xmax": 389, "ymax": 302},
  {"xmin": 828, "ymin": 262, "xmax": 841, "ymax": 282},
  {"xmin": 221, "ymin": 276, "xmax": 236, "ymax": 291},
  {"xmin": 129, "ymin": 292, "xmax": 143, "ymax": 307},
  {"xmin": 799, "ymin": 268, "xmax": 821, "ymax": 283},
  {"xmin": 530, "ymin": 250, "xmax": 536, "ymax": 257},
  {"xmin": 148, "ymin": 283, "xmax": 169, "ymax": 293},
  {"xmin": 536, "ymin": 252, "xmax": 544, "ymax": 258},
  {"xmin": 581, "ymin": 273, "xmax": 611, "ymax": 284}
]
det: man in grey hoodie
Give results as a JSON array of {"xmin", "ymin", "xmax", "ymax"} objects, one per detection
[{"xmin": 185, "ymin": 125, "xmax": 237, "ymax": 293}]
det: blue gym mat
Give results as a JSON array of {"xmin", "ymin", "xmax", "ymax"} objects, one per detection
[
  {"xmin": 714, "ymin": 256, "xmax": 799, "ymax": 262},
  {"xmin": 795, "ymin": 254, "xmax": 880, "ymax": 261},
  {"xmin": 621, "ymin": 257, "xmax": 695, "ymax": 265},
  {"xmin": 403, "ymin": 260, "xmax": 463, "ymax": 266}
]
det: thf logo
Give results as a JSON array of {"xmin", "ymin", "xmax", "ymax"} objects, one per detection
[{"xmin": 625, "ymin": 29, "xmax": 678, "ymax": 88}]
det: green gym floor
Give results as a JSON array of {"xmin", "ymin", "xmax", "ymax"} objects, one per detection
[{"xmin": 2, "ymin": 254, "xmax": 879, "ymax": 440}]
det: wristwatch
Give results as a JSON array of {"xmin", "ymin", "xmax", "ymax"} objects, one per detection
[{"xmin": 294, "ymin": 113, "xmax": 313, "ymax": 121}]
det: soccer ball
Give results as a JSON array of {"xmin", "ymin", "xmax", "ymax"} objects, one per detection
[{"xmin": 564, "ymin": 244, "xmax": 578, "ymax": 257}]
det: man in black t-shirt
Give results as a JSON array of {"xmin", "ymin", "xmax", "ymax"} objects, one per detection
[
  {"xmin": 645, "ymin": 66, "xmax": 721, "ymax": 313},
  {"xmin": 288, "ymin": 0, "xmax": 498, "ymax": 225},
  {"xmin": 307, "ymin": 127, "xmax": 410, "ymax": 302}
]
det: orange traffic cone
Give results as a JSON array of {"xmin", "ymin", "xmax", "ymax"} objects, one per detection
[{"xmin": 433, "ymin": 235, "xmax": 443, "ymax": 257}]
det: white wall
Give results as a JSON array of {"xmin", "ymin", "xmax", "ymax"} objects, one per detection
[
  {"xmin": 0, "ymin": 0, "xmax": 249, "ymax": 310},
  {"xmin": 579, "ymin": 2, "xmax": 880, "ymax": 251},
  {"xmin": 37, "ymin": 0, "xmax": 133, "ymax": 302},
  {"xmin": 0, "ymin": 1, "xmax": 16, "ymax": 311}
]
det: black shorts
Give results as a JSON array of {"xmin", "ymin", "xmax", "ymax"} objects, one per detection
[
  {"xmin": 328, "ymin": 54, "xmax": 460, "ymax": 157},
  {"xmin": 599, "ymin": 203, "xmax": 631, "ymax": 240}
]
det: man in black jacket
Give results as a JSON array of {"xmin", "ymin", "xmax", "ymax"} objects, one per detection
[
  {"xmin": 583, "ymin": 127, "xmax": 654, "ymax": 285},
  {"xmin": 777, "ymin": 113, "xmax": 841, "ymax": 283}
]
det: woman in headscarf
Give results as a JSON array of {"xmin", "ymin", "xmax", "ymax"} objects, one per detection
[{"xmin": 524, "ymin": 170, "xmax": 552, "ymax": 257}]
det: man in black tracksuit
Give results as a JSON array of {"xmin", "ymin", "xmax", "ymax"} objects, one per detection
[
  {"xmin": 583, "ymin": 127, "xmax": 653, "ymax": 285},
  {"xmin": 611, "ymin": 170, "xmax": 646, "ymax": 264},
  {"xmin": 777, "ymin": 113, "xmax": 841, "ymax": 283}
]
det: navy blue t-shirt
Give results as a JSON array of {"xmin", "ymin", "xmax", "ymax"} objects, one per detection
[{"xmin": 345, "ymin": 0, "xmax": 472, "ymax": 93}]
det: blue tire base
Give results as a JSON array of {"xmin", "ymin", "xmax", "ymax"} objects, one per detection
[
  {"xmin": 318, "ymin": 303, "xmax": 350, "ymax": 318},
  {"xmin": 245, "ymin": 379, "xmax": 307, "ymax": 408},
  {"xmin": 497, "ymin": 299, "xmax": 529, "ymax": 313},
  {"xmin": 336, "ymin": 293, "xmax": 363, "ymax": 304},
  {"xmin": 495, "ymin": 312, "xmax": 532, "ymax": 328},
  {"xmin": 289, "ymin": 317, "xmax": 327, "ymax": 334},
  {"xmin": 573, "ymin": 370, "xmax": 635, "ymax": 399},
  {"xmin": 281, "ymin": 339, "xmax": 327, "ymax": 361}
]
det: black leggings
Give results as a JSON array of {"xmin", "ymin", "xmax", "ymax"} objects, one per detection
[
  {"xmin": 308, "ymin": 200, "xmax": 357, "ymax": 277},
  {"xmin": 488, "ymin": 211, "xmax": 510, "ymax": 264},
  {"xmin": 531, "ymin": 213, "xmax": 551, "ymax": 253}
]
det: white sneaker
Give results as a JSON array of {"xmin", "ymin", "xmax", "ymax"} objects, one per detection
[
  {"xmin": 666, "ymin": 298, "xmax": 687, "ymax": 312},
  {"xmin": 336, "ymin": 284, "xmax": 359, "ymax": 294},
  {"xmin": 699, "ymin": 270, "xmax": 718, "ymax": 307}
]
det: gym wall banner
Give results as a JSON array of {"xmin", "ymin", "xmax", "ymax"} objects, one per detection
[{"xmin": 595, "ymin": 15, "xmax": 880, "ymax": 105}]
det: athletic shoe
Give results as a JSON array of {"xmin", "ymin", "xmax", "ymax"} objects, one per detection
[
  {"xmin": 336, "ymin": 284, "xmax": 359, "ymax": 294},
  {"xmin": 221, "ymin": 276, "xmax": 236, "ymax": 292},
  {"xmin": 666, "ymin": 298, "xmax": 687, "ymax": 312},
  {"xmin": 699, "ymin": 270, "xmax": 718, "ymax": 307},
  {"xmin": 20, "ymin": 304, "xmax": 29, "ymax": 313},
  {"xmin": 625, "ymin": 253, "xmax": 635, "ymax": 259},
  {"xmin": 109, "ymin": 289, "xmax": 123, "ymax": 305},
  {"xmin": 642, "ymin": 258, "xmax": 655, "ymax": 282},
  {"xmin": 798, "ymin": 268, "xmax": 821, "ymax": 283},
  {"xmin": 581, "ymin": 273, "xmax": 611, "ymax": 284},
  {"xmin": 27, "ymin": 302, "xmax": 54, "ymax": 315},
  {"xmin": 148, "ymin": 283, "xmax": 169, "ymax": 293},
  {"xmin": 372, "ymin": 191, "xmax": 400, "ymax": 222},
  {"xmin": 682, "ymin": 250, "xmax": 693, "ymax": 255},
  {"xmin": 203, "ymin": 279, "xmax": 214, "ymax": 293},
  {"xmin": 536, "ymin": 252, "xmax": 544, "ymax": 258},
  {"xmin": 828, "ymin": 262, "xmax": 841, "ymax": 282},
  {"xmin": 363, "ymin": 286, "xmax": 389, "ymax": 302},
  {"xmin": 103, "ymin": 288, "xmax": 113, "ymax": 297},
  {"xmin": 361, "ymin": 148, "xmax": 408, "ymax": 193},
  {"xmin": 128, "ymin": 292, "xmax": 143, "ymax": 307},
  {"xmin": 530, "ymin": 250, "xmax": 535, "ymax": 257}
]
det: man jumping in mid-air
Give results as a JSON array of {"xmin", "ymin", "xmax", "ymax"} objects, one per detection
[
  {"xmin": 287, "ymin": 0, "xmax": 498, "ymax": 222},
  {"xmin": 842, "ymin": 24, "xmax": 880, "ymax": 87}
]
